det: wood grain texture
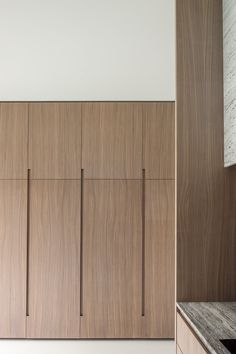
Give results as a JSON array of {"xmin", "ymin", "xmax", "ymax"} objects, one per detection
[
  {"xmin": 0, "ymin": 180, "xmax": 27, "ymax": 338},
  {"xmin": 177, "ymin": 345, "xmax": 183, "ymax": 354},
  {"xmin": 143, "ymin": 180, "xmax": 175, "ymax": 338},
  {"xmin": 27, "ymin": 180, "xmax": 81, "ymax": 338},
  {"xmin": 177, "ymin": 313, "xmax": 208, "ymax": 354},
  {"xmin": 81, "ymin": 180, "xmax": 142, "ymax": 338},
  {"xmin": 143, "ymin": 102, "xmax": 175, "ymax": 179},
  {"xmin": 0, "ymin": 103, "xmax": 28, "ymax": 179},
  {"xmin": 177, "ymin": 0, "xmax": 236, "ymax": 301},
  {"xmin": 82, "ymin": 103, "xmax": 142, "ymax": 179},
  {"xmin": 29, "ymin": 103, "xmax": 81, "ymax": 179}
]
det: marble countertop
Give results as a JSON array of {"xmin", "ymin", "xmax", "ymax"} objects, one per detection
[{"xmin": 177, "ymin": 302, "xmax": 236, "ymax": 354}]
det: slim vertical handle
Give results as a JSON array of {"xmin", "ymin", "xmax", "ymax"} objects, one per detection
[
  {"xmin": 80, "ymin": 169, "xmax": 84, "ymax": 317},
  {"xmin": 26, "ymin": 169, "xmax": 31, "ymax": 317},
  {"xmin": 142, "ymin": 169, "xmax": 145, "ymax": 317}
]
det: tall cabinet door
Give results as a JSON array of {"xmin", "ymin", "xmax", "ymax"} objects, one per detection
[
  {"xmin": 143, "ymin": 102, "xmax": 175, "ymax": 179},
  {"xmin": 0, "ymin": 181, "xmax": 27, "ymax": 338},
  {"xmin": 82, "ymin": 103, "xmax": 142, "ymax": 179},
  {"xmin": 27, "ymin": 180, "xmax": 81, "ymax": 338},
  {"xmin": 81, "ymin": 180, "xmax": 142, "ymax": 338},
  {"xmin": 29, "ymin": 103, "xmax": 82, "ymax": 179},
  {"xmin": 0, "ymin": 103, "xmax": 28, "ymax": 179},
  {"xmin": 143, "ymin": 180, "xmax": 175, "ymax": 338}
]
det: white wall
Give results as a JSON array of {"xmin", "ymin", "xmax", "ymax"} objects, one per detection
[{"xmin": 0, "ymin": 0, "xmax": 175, "ymax": 101}]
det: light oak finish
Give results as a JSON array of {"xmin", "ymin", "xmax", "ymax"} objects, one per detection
[
  {"xmin": 177, "ymin": 345, "xmax": 183, "ymax": 354},
  {"xmin": 0, "ymin": 180, "xmax": 27, "ymax": 338},
  {"xmin": 82, "ymin": 103, "xmax": 142, "ymax": 179},
  {"xmin": 27, "ymin": 180, "xmax": 81, "ymax": 338},
  {"xmin": 177, "ymin": 0, "xmax": 236, "ymax": 301},
  {"xmin": 142, "ymin": 180, "xmax": 175, "ymax": 338},
  {"xmin": 0, "ymin": 103, "xmax": 28, "ymax": 179},
  {"xmin": 177, "ymin": 313, "xmax": 208, "ymax": 354},
  {"xmin": 143, "ymin": 103, "xmax": 175, "ymax": 179},
  {"xmin": 29, "ymin": 103, "xmax": 82, "ymax": 179},
  {"xmin": 81, "ymin": 180, "xmax": 142, "ymax": 338}
]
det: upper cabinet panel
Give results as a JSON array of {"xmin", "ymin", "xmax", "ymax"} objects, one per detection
[
  {"xmin": 29, "ymin": 103, "xmax": 82, "ymax": 179},
  {"xmin": 143, "ymin": 102, "xmax": 175, "ymax": 179},
  {"xmin": 0, "ymin": 103, "xmax": 28, "ymax": 179},
  {"xmin": 82, "ymin": 103, "xmax": 142, "ymax": 179}
]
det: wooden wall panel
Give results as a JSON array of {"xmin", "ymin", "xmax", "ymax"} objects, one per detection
[
  {"xmin": 82, "ymin": 103, "xmax": 142, "ymax": 179},
  {"xmin": 143, "ymin": 103, "xmax": 175, "ymax": 179},
  {"xmin": 0, "ymin": 180, "xmax": 27, "ymax": 338},
  {"xmin": 177, "ymin": 0, "xmax": 236, "ymax": 301},
  {"xmin": 27, "ymin": 180, "xmax": 81, "ymax": 338},
  {"xmin": 81, "ymin": 180, "xmax": 142, "ymax": 338},
  {"xmin": 0, "ymin": 103, "xmax": 28, "ymax": 179},
  {"xmin": 29, "ymin": 103, "xmax": 81, "ymax": 179},
  {"xmin": 142, "ymin": 180, "xmax": 175, "ymax": 338}
]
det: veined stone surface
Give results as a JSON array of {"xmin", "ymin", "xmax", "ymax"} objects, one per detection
[
  {"xmin": 177, "ymin": 302, "xmax": 236, "ymax": 354},
  {"xmin": 224, "ymin": 0, "xmax": 236, "ymax": 166}
]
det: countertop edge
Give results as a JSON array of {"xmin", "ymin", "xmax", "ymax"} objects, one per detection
[{"xmin": 176, "ymin": 303, "xmax": 218, "ymax": 354}]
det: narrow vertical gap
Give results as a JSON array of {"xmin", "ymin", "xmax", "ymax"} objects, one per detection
[
  {"xmin": 142, "ymin": 103, "xmax": 145, "ymax": 173},
  {"xmin": 142, "ymin": 168, "xmax": 145, "ymax": 317},
  {"xmin": 27, "ymin": 104, "xmax": 30, "ymax": 171},
  {"xmin": 26, "ymin": 168, "xmax": 31, "ymax": 317},
  {"xmin": 80, "ymin": 104, "xmax": 83, "ymax": 171},
  {"xmin": 80, "ymin": 169, "xmax": 84, "ymax": 317}
]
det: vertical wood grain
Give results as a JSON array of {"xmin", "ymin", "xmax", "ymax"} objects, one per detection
[
  {"xmin": 0, "ymin": 103, "xmax": 28, "ymax": 179},
  {"xmin": 177, "ymin": 313, "xmax": 208, "ymax": 354},
  {"xmin": 27, "ymin": 180, "xmax": 81, "ymax": 338},
  {"xmin": 143, "ymin": 180, "xmax": 175, "ymax": 338},
  {"xmin": 177, "ymin": 0, "xmax": 236, "ymax": 301},
  {"xmin": 0, "ymin": 180, "xmax": 27, "ymax": 338},
  {"xmin": 82, "ymin": 103, "xmax": 142, "ymax": 179},
  {"xmin": 143, "ymin": 102, "xmax": 175, "ymax": 179},
  {"xmin": 81, "ymin": 180, "xmax": 142, "ymax": 338},
  {"xmin": 29, "ymin": 103, "xmax": 82, "ymax": 179}
]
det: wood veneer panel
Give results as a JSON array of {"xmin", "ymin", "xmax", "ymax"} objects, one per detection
[
  {"xmin": 177, "ymin": 314, "xmax": 208, "ymax": 354},
  {"xmin": 143, "ymin": 180, "xmax": 175, "ymax": 338},
  {"xmin": 143, "ymin": 102, "xmax": 175, "ymax": 179},
  {"xmin": 27, "ymin": 180, "xmax": 81, "ymax": 338},
  {"xmin": 177, "ymin": 0, "xmax": 236, "ymax": 301},
  {"xmin": 82, "ymin": 103, "xmax": 142, "ymax": 179},
  {"xmin": 0, "ymin": 180, "xmax": 27, "ymax": 338},
  {"xmin": 0, "ymin": 103, "xmax": 28, "ymax": 179},
  {"xmin": 29, "ymin": 103, "xmax": 81, "ymax": 179},
  {"xmin": 81, "ymin": 180, "xmax": 142, "ymax": 338}
]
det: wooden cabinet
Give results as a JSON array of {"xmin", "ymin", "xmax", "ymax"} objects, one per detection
[
  {"xmin": 81, "ymin": 180, "xmax": 142, "ymax": 338},
  {"xmin": 27, "ymin": 180, "xmax": 81, "ymax": 338},
  {"xmin": 177, "ymin": 313, "xmax": 208, "ymax": 354},
  {"xmin": 29, "ymin": 103, "xmax": 82, "ymax": 179},
  {"xmin": 0, "ymin": 101, "xmax": 175, "ymax": 340},
  {"xmin": 0, "ymin": 103, "xmax": 28, "ymax": 179},
  {"xmin": 82, "ymin": 103, "xmax": 142, "ymax": 179},
  {"xmin": 0, "ymin": 180, "xmax": 27, "ymax": 338},
  {"xmin": 143, "ymin": 180, "xmax": 175, "ymax": 338},
  {"xmin": 143, "ymin": 102, "xmax": 175, "ymax": 179},
  {"xmin": 177, "ymin": 345, "xmax": 183, "ymax": 354}
]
